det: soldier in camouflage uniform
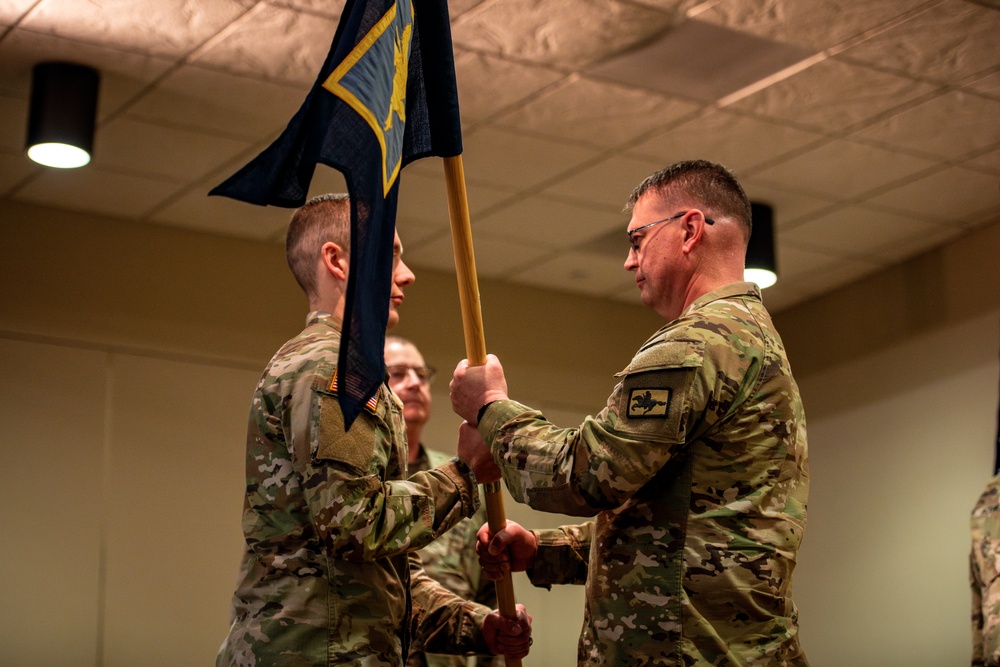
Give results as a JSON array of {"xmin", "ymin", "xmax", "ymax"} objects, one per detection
[
  {"xmin": 451, "ymin": 161, "xmax": 810, "ymax": 666},
  {"xmin": 217, "ymin": 193, "xmax": 532, "ymax": 666},
  {"xmin": 971, "ymin": 473, "xmax": 1000, "ymax": 666},
  {"xmin": 384, "ymin": 336, "xmax": 503, "ymax": 667}
]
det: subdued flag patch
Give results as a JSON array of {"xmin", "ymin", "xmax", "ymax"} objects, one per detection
[
  {"xmin": 628, "ymin": 388, "xmax": 671, "ymax": 418},
  {"xmin": 329, "ymin": 370, "xmax": 380, "ymax": 415}
]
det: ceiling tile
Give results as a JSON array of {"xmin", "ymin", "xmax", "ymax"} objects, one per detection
[
  {"xmin": 964, "ymin": 148, "xmax": 1000, "ymax": 175},
  {"xmin": 862, "ymin": 165, "xmax": 1000, "ymax": 226},
  {"xmin": 125, "ymin": 65, "xmax": 305, "ymax": 139},
  {"xmin": 494, "ymin": 75, "xmax": 700, "ymax": 150},
  {"xmin": 696, "ymin": 0, "xmax": 932, "ymax": 51},
  {"xmin": 149, "ymin": 188, "xmax": 292, "ymax": 241},
  {"xmin": 837, "ymin": 0, "xmax": 1000, "ymax": 86},
  {"xmin": 0, "ymin": 93, "xmax": 27, "ymax": 153},
  {"xmin": 0, "ymin": 150, "xmax": 37, "ymax": 194},
  {"xmin": 963, "ymin": 68, "xmax": 1000, "ymax": 101},
  {"xmin": 780, "ymin": 204, "xmax": 961, "ymax": 264},
  {"xmin": 588, "ymin": 18, "xmax": 814, "ymax": 104},
  {"xmin": 19, "ymin": 0, "xmax": 257, "ymax": 59},
  {"xmin": 507, "ymin": 249, "xmax": 636, "ymax": 298},
  {"xmin": 155, "ymin": 157, "xmax": 349, "ymax": 241},
  {"xmin": 618, "ymin": 0, "xmax": 706, "ymax": 12},
  {"xmin": 748, "ymin": 138, "xmax": 939, "ymax": 201},
  {"xmin": 627, "ymin": 108, "xmax": 824, "ymax": 174},
  {"xmin": 303, "ymin": 162, "xmax": 349, "ymax": 198},
  {"xmin": 473, "ymin": 194, "xmax": 625, "ymax": 250},
  {"xmin": 396, "ymin": 167, "xmax": 515, "ymax": 230},
  {"xmin": 92, "ymin": 117, "xmax": 253, "ymax": 182},
  {"xmin": 395, "ymin": 219, "xmax": 449, "ymax": 252},
  {"xmin": 782, "ymin": 253, "xmax": 885, "ymax": 301},
  {"xmin": 749, "ymin": 280, "xmax": 817, "ymax": 315},
  {"xmin": 406, "ymin": 231, "xmax": 552, "ymax": 280},
  {"xmin": 461, "ymin": 125, "xmax": 603, "ymax": 190},
  {"xmin": 849, "ymin": 89, "xmax": 1000, "ymax": 162},
  {"xmin": 0, "ymin": 0, "xmax": 37, "ymax": 24},
  {"xmin": 738, "ymin": 179, "xmax": 840, "ymax": 226},
  {"xmin": 541, "ymin": 154, "xmax": 665, "ymax": 209},
  {"xmin": 728, "ymin": 57, "xmax": 938, "ymax": 133},
  {"xmin": 451, "ymin": 0, "xmax": 677, "ymax": 69},
  {"xmin": 13, "ymin": 165, "xmax": 183, "ymax": 218},
  {"xmin": 453, "ymin": 50, "xmax": 565, "ymax": 124},
  {"xmin": 0, "ymin": 27, "xmax": 175, "ymax": 109},
  {"xmin": 448, "ymin": 0, "xmax": 489, "ymax": 17},
  {"xmin": 269, "ymin": 0, "xmax": 347, "ymax": 19},
  {"xmin": 191, "ymin": 3, "xmax": 337, "ymax": 85},
  {"xmin": 777, "ymin": 243, "xmax": 882, "ymax": 287}
]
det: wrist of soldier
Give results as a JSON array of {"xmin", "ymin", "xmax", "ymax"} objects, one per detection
[{"xmin": 477, "ymin": 400, "xmax": 498, "ymax": 424}]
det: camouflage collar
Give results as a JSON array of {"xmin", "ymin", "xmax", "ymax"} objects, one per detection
[
  {"xmin": 305, "ymin": 311, "xmax": 343, "ymax": 330},
  {"xmin": 684, "ymin": 282, "xmax": 761, "ymax": 316}
]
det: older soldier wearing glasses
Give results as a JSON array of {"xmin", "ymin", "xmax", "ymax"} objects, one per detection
[
  {"xmin": 451, "ymin": 160, "xmax": 810, "ymax": 666},
  {"xmin": 385, "ymin": 336, "xmax": 503, "ymax": 667}
]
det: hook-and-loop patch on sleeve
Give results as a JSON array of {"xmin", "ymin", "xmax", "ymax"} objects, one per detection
[
  {"xmin": 614, "ymin": 338, "xmax": 704, "ymax": 443},
  {"xmin": 310, "ymin": 369, "xmax": 384, "ymax": 474}
]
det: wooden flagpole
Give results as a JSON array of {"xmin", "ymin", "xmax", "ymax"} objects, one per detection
[{"xmin": 442, "ymin": 154, "xmax": 522, "ymax": 666}]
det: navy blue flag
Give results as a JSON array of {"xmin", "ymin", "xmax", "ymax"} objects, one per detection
[{"xmin": 210, "ymin": 0, "xmax": 462, "ymax": 427}]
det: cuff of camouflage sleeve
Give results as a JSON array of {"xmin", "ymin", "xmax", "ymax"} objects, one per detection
[
  {"xmin": 477, "ymin": 399, "xmax": 534, "ymax": 445},
  {"xmin": 525, "ymin": 528, "xmax": 556, "ymax": 589},
  {"xmin": 464, "ymin": 601, "xmax": 493, "ymax": 655},
  {"xmin": 443, "ymin": 457, "xmax": 482, "ymax": 518},
  {"xmin": 525, "ymin": 527, "xmax": 590, "ymax": 589}
]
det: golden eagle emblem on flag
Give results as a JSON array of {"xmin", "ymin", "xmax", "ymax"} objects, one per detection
[{"xmin": 322, "ymin": 0, "xmax": 414, "ymax": 196}]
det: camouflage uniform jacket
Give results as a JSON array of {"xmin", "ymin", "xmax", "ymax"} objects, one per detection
[
  {"xmin": 218, "ymin": 312, "xmax": 490, "ymax": 666},
  {"xmin": 407, "ymin": 446, "xmax": 503, "ymax": 667},
  {"xmin": 971, "ymin": 474, "xmax": 1000, "ymax": 666},
  {"xmin": 478, "ymin": 283, "xmax": 810, "ymax": 666}
]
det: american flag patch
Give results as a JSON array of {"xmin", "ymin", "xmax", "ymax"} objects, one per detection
[{"xmin": 328, "ymin": 370, "xmax": 380, "ymax": 414}]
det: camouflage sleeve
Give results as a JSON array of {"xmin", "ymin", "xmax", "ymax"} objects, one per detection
[
  {"xmin": 973, "ymin": 549, "xmax": 985, "ymax": 667},
  {"xmin": 416, "ymin": 501, "xmax": 491, "ymax": 602},
  {"xmin": 477, "ymin": 332, "xmax": 745, "ymax": 517},
  {"xmin": 408, "ymin": 552, "xmax": 493, "ymax": 656},
  {"xmin": 971, "ymin": 477, "xmax": 1000, "ymax": 666},
  {"xmin": 299, "ymin": 379, "xmax": 480, "ymax": 561},
  {"xmin": 526, "ymin": 522, "xmax": 592, "ymax": 588}
]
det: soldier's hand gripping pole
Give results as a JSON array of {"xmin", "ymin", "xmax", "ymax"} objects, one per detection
[{"xmin": 443, "ymin": 155, "xmax": 523, "ymax": 667}]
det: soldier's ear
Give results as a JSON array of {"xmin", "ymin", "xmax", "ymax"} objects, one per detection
[{"xmin": 320, "ymin": 241, "xmax": 348, "ymax": 281}]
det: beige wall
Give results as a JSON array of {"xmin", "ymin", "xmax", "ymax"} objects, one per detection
[{"xmin": 1, "ymin": 198, "xmax": 998, "ymax": 665}]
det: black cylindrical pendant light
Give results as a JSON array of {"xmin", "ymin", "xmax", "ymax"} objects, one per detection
[
  {"xmin": 25, "ymin": 62, "xmax": 100, "ymax": 169},
  {"xmin": 746, "ymin": 202, "xmax": 777, "ymax": 288}
]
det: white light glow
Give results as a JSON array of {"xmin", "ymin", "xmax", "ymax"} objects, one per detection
[
  {"xmin": 745, "ymin": 268, "xmax": 777, "ymax": 289},
  {"xmin": 27, "ymin": 142, "xmax": 91, "ymax": 169}
]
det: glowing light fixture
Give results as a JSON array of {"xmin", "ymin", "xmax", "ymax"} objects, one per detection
[
  {"xmin": 25, "ymin": 62, "xmax": 100, "ymax": 169},
  {"xmin": 746, "ymin": 202, "xmax": 778, "ymax": 289}
]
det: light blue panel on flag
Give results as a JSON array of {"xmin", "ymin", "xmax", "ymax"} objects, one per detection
[{"xmin": 322, "ymin": 0, "xmax": 413, "ymax": 196}]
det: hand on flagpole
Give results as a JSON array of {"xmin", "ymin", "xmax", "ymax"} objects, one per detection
[
  {"xmin": 458, "ymin": 421, "xmax": 501, "ymax": 484},
  {"xmin": 482, "ymin": 604, "xmax": 533, "ymax": 660},
  {"xmin": 450, "ymin": 355, "xmax": 509, "ymax": 424},
  {"xmin": 476, "ymin": 520, "xmax": 538, "ymax": 581}
]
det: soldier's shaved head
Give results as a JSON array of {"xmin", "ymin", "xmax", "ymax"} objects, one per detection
[{"xmin": 286, "ymin": 193, "xmax": 351, "ymax": 299}]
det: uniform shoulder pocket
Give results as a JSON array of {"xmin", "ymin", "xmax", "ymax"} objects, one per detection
[
  {"xmin": 311, "ymin": 370, "xmax": 383, "ymax": 473},
  {"xmin": 612, "ymin": 339, "xmax": 705, "ymax": 442},
  {"xmin": 615, "ymin": 338, "xmax": 705, "ymax": 376}
]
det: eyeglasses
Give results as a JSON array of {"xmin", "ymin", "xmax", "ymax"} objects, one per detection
[
  {"xmin": 386, "ymin": 364, "xmax": 437, "ymax": 385},
  {"xmin": 627, "ymin": 211, "xmax": 714, "ymax": 254}
]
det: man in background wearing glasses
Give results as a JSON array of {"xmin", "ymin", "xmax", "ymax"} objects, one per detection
[
  {"xmin": 451, "ymin": 160, "xmax": 810, "ymax": 665},
  {"xmin": 385, "ymin": 336, "xmax": 502, "ymax": 667}
]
